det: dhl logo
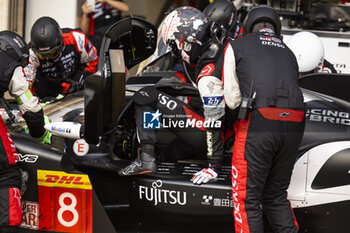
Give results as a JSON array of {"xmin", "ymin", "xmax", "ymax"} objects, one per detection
[{"xmin": 37, "ymin": 170, "xmax": 92, "ymax": 190}]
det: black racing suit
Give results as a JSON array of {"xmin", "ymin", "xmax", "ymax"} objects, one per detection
[
  {"xmin": 322, "ymin": 58, "xmax": 337, "ymax": 73},
  {"xmin": 0, "ymin": 52, "xmax": 45, "ymax": 228},
  {"xmin": 133, "ymin": 86, "xmax": 207, "ymax": 162},
  {"xmin": 26, "ymin": 28, "xmax": 98, "ymax": 99},
  {"xmin": 197, "ymin": 31, "xmax": 305, "ymax": 233}
]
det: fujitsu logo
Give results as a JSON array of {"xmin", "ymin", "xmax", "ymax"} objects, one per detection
[{"xmin": 139, "ymin": 180, "xmax": 187, "ymax": 206}]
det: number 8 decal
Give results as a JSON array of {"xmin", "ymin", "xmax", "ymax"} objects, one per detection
[{"xmin": 57, "ymin": 192, "xmax": 79, "ymax": 227}]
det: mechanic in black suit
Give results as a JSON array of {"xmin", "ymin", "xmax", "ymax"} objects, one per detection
[
  {"xmin": 0, "ymin": 31, "xmax": 49, "ymax": 232},
  {"xmin": 196, "ymin": 5, "xmax": 306, "ymax": 233},
  {"xmin": 26, "ymin": 16, "xmax": 98, "ymax": 100},
  {"xmin": 164, "ymin": 4, "xmax": 306, "ymax": 233}
]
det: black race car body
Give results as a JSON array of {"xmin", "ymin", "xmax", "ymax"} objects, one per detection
[{"xmin": 7, "ymin": 17, "xmax": 350, "ymax": 233}]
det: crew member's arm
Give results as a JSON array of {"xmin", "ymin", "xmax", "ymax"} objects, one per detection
[
  {"xmin": 192, "ymin": 42, "xmax": 241, "ymax": 185},
  {"xmin": 8, "ymin": 66, "xmax": 45, "ymax": 138},
  {"xmin": 98, "ymin": 0, "xmax": 129, "ymax": 12},
  {"xmin": 80, "ymin": 1, "xmax": 94, "ymax": 35},
  {"xmin": 23, "ymin": 49, "xmax": 40, "ymax": 94},
  {"xmin": 65, "ymin": 31, "xmax": 98, "ymax": 94}
]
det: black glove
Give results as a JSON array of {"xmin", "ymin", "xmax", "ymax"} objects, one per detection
[{"xmin": 61, "ymin": 79, "xmax": 80, "ymax": 95}]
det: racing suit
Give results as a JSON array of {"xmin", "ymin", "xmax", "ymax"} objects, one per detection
[
  {"xmin": 0, "ymin": 52, "xmax": 45, "ymax": 228},
  {"xmin": 26, "ymin": 28, "xmax": 98, "ymax": 99},
  {"xmin": 197, "ymin": 31, "xmax": 305, "ymax": 233},
  {"xmin": 322, "ymin": 59, "xmax": 337, "ymax": 73},
  {"xmin": 133, "ymin": 86, "xmax": 207, "ymax": 162}
]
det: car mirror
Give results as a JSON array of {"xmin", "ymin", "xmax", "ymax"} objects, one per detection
[{"xmin": 99, "ymin": 17, "xmax": 157, "ymax": 70}]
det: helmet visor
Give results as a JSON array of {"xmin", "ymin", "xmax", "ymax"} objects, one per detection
[{"xmin": 35, "ymin": 48, "xmax": 61, "ymax": 60}]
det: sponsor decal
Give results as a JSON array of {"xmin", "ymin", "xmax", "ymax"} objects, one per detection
[
  {"xmin": 159, "ymin": 93, "xmax": 177, "ymax": 110},
  {"xmin": 201, "ymin": 195, "xmax": 233, "ymax": 208},
  {"xmin": 306, "ymin": 108, "xmax": 350, "ymax": 126},
  {"xmin": 139, "ymin": 90, "xmax": 150, "ymax": 97},
  {"xmin": 259, "ymin": 35, "xmax": 282, "ymax": 43},
  {"xmin": 73, "ymin": 139, "xmax": 89, "ymax": 156},
  {"xmin": 87, "ymin": 41, "xmax": 92, "ymax": 51},
  {"xmin": 18, "ymin": 154, "xmax": 38, "ymax": 163},
  {"xmin": 37, "ymin": 170, "xmax": 93, "ymax": 233},
  {"xmin": 232, "ymin": 165, "xmax": 242, "ymax": 224},
  {"xmin": 334, "ymin": 63, "xmax": 346, "ymax": 73},
  {"xmin": 72, "ymin": 32, "xmax": 85, "ymax": 51},
  {"xmin": 20, "ymin": 201, "xmax": 39, "ymax": 230},
  {"xmin": 261, "ymin": 40, "xmax": 285, "ymax": 48},
  {"xmin": 51, "ymin": 125, "xmax": 72, "ymax": 133},
  {"xmin": 37, "ymin": 170, "xmax": 92, "ymax": 190},
  {"xmin": 278, "ymin": 112, "xmax": 291, "ymax": 118},
  {"xmin": 139, "ymin": 180, "xmax": 187, "ymax": 206},
  {"xmin": 30, "ymin": 54, "xmax": 39, "ymax": 64},
  {"xmin": 207, "ymin": 131, "xmax": 213, "ymax": 156},
  {"xmin": 198, "ymin": 63, "xmax": 215, "ymax": 79},
  {"xmin": 201, "ymin": 195, "xmax": 213, "ymax": 205},
  {"xmin": 203, "ymin": 96, "xmax": 223, "ymax": 106}
]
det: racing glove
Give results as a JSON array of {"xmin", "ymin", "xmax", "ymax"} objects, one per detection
[
  {"xmin": 40, "ymin": 94, "xmax": 64, "ymax": 107},
  {"xmin": 61, "ymin": 79, "xmax": 79, "ymax": 95},
  {"xmin": 24, "ymin": 115, "xmax": 52, "ymax": 144},
  {"xmin": 38, "ymin": 130, "xmax": 52, "ymax": 145},
  {"xmin": 39, "ymin": 116, "xmax": 52, "ymax": 144},
  {"xmin": 191, "ymin": 167, "xmax": 218, "ymax": 185}
]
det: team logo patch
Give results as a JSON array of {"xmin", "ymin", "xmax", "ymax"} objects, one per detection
[
  {"xmin": 143, "ymin": 110, "xmax": 161, "ymax": 129},
  {"xmin": 203, "ymin": 96, "xmax": 223, "ymax": 106},
  {"xmin": 198, "ymin": 63, "xmax": 215, "ymax": 79}
]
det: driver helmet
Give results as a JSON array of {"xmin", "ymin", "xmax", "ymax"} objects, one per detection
[
  {"xmin": 243, "ymin": 4, "xmax": 281, "ymax": 36},
  {"xmin": 286, "ymin": 31, "xmax": 324, "ymax": 73},
  {"xmin": 203, "ymin": 0, "xmax": 238, "ymax": 39},
  {"xmin": 30, "ymin": 16, "xmax": 63, "ymax": 60},
  {"xmin": 162, "ymin": 6, "xmax": 211, "ymax": 65},
  {"xmin": 0, "ymin": 30, "xmax": 29, "ymax": 67}
]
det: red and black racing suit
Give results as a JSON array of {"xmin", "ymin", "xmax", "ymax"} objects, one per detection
[
  {"xmin": 0, "ymin": 52, "xmax": 45, "ymax": 229},
  {"xmin": 26, "ymin": 28, "xmax": 98, "ymax": 99},
  {"xmin": 133, "ymin": 86, "xmax": 208, "ymax": 162},
  {"xmin": 197, "ymin": 31, "xmax": 306, "ymax": 233}
]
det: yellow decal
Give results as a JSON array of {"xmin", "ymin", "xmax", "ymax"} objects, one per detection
[{"xmin": 37, "ymin": 170, "xmax": 92, "ymax": 190}]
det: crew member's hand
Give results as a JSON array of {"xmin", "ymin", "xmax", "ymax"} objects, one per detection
[
  {"xmin": 191, "ymin": 168, "xmax": 218, "ymax": 185},
  {"xmin": 38, "ymin": 130, "xmax": 52, "ymax": 145},
  {"xmin": 40, "ymin": 94, "xmax": 64, "ymax": 107},
  {"xmin": 24, "ymin": 115, "xmax": 51, "ymax": 136},
  {"xmin": 61, "ymin": 79, "xmax": 79, "ymax": 95},
  {"xmin": 82, "ymin": 1, "xmax": 94, "ymax": 15}
]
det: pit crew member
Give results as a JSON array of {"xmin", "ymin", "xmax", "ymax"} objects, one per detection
[
  {"xmin": 0, "ymin": 30, "xmax": 50, "ymax": 232},
  {"xmin": 26, "ymin": 16, "xmax": 98, "ymax": 99}
]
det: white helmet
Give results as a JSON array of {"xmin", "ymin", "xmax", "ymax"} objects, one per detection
[{"xmin": 286, "ymin": 31, "xmax": 324, "ymax": 73}]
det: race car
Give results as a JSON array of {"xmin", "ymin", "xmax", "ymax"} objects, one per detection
[{"xmin": 5, "ymin": 16, "xmax": 350, "ymax": 233}]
